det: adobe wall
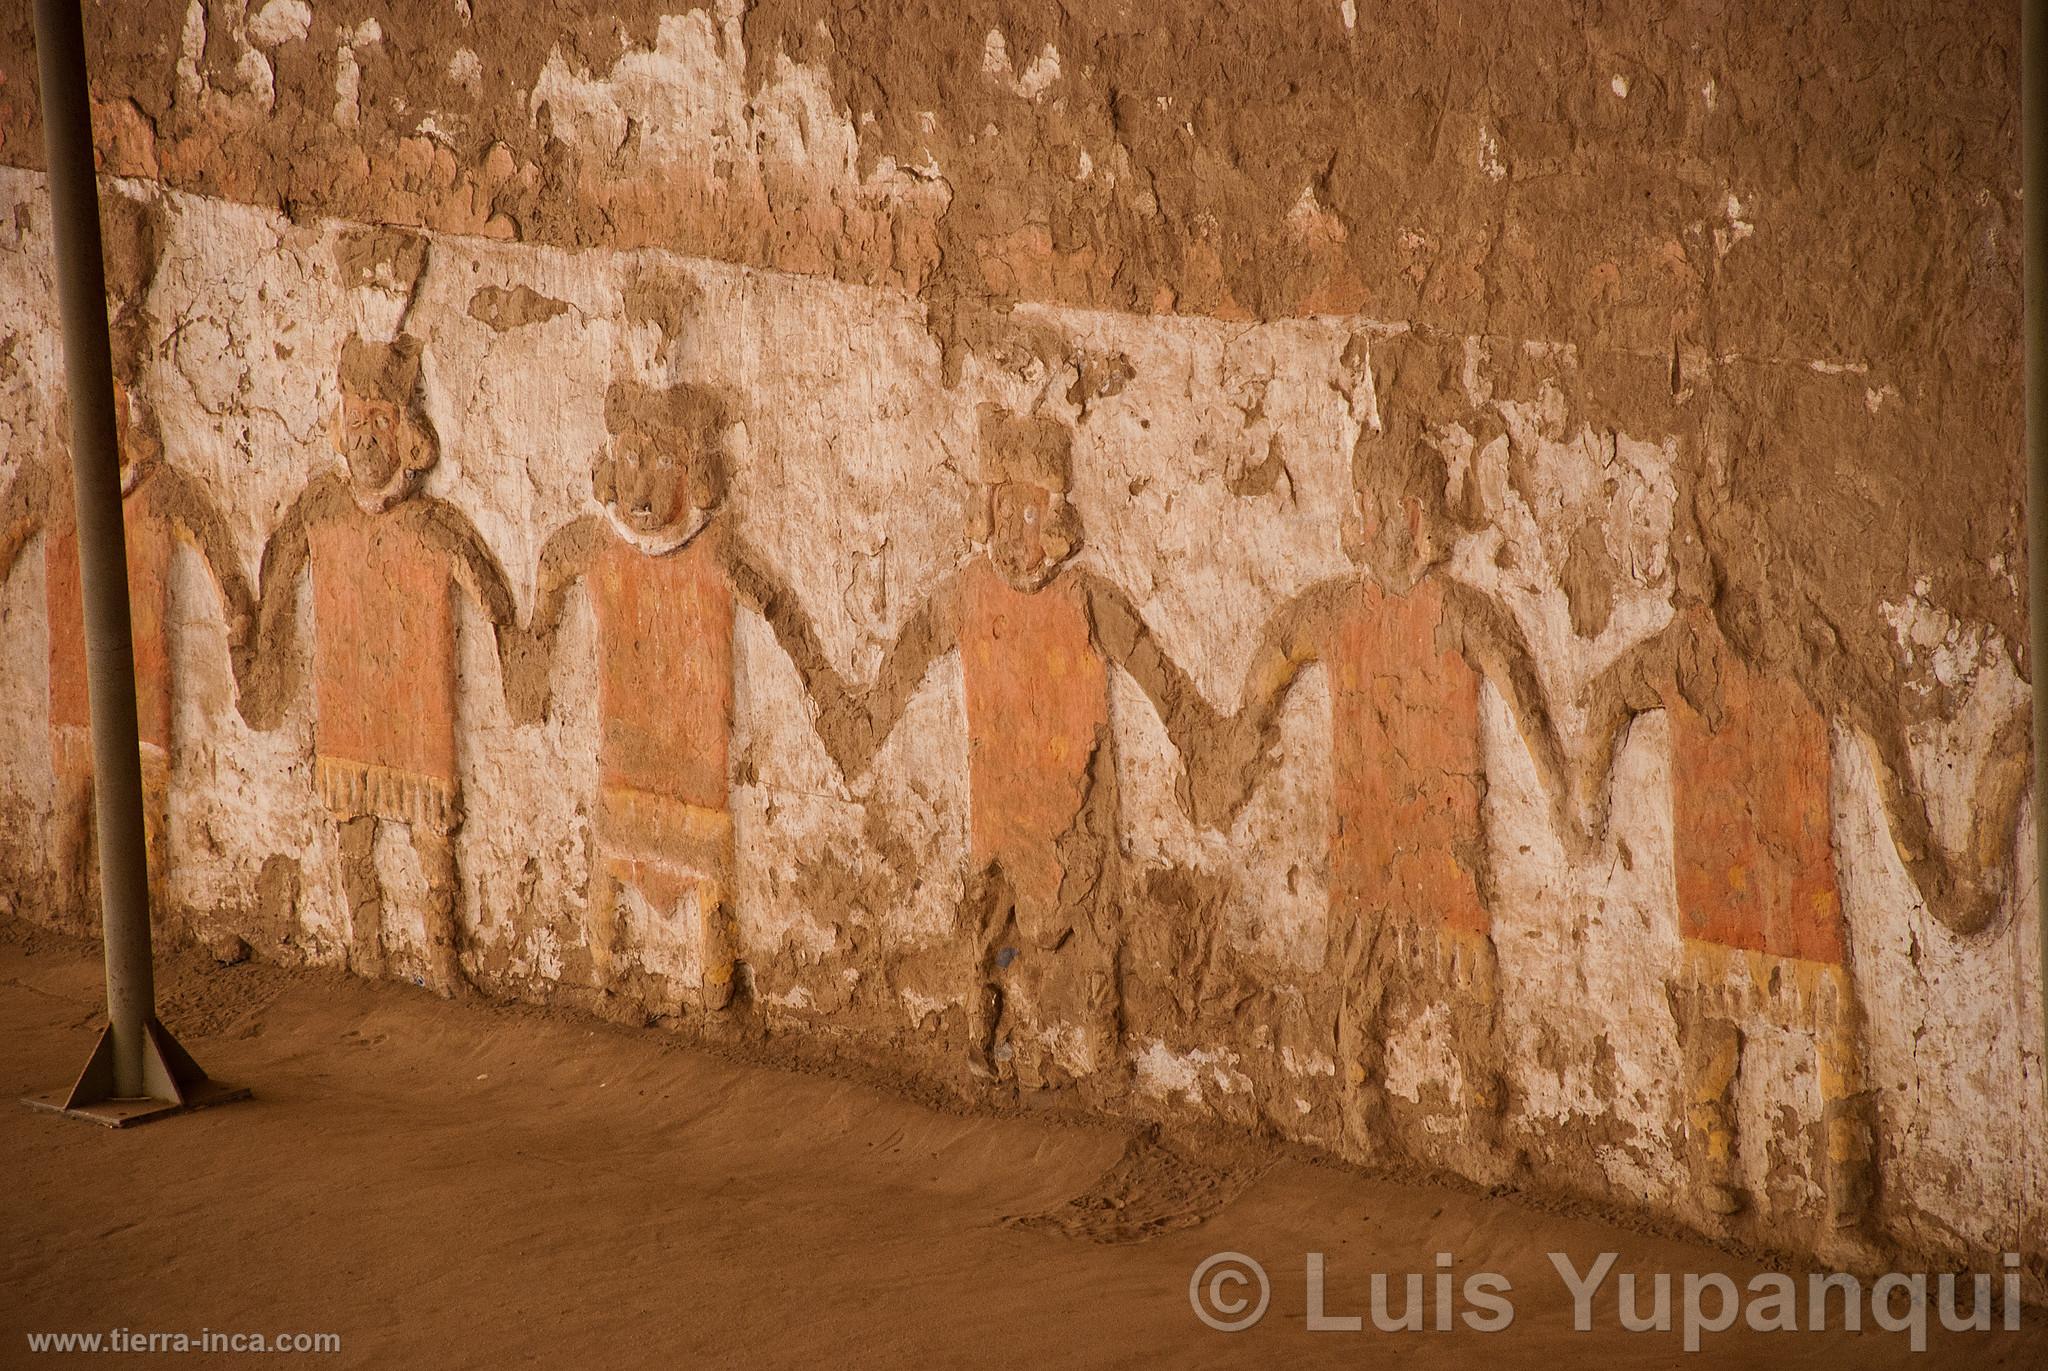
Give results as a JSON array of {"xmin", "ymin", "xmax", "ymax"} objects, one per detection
[{"xmin": 0, "ymin": 1, "xmax": 2038, "ymax": 1279}]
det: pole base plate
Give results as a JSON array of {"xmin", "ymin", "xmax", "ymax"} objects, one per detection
[{"xmin": 21, "ymin": 1017, "xmax": 250, "ymax": 1128}]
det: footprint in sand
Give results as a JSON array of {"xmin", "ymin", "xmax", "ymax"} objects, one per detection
[{"xmin": 1001, "ymin": 1130, "xmax": 1272, "ymax": 1245}]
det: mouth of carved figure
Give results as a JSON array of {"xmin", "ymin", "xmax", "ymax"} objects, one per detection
[
  {"xmin": 995, "ymin": 535, "xmax": 1044, "ymax": 577},
  {"xmin": 605, "ymin": 495, "xmax": 706, "ymax": 556},
  {"xmin": 995, "ymin": 555, "xmax": 1057, "ymax": 592},
  {"xmin": 345, "ymin": 435, "xmax": 401, "ymax": 492},
  {"xmin": 608, "ymin": 439, "xmax": 696, "ymax": 536}
]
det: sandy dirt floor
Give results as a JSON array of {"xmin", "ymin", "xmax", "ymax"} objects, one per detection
[{"xmin": 1, "ymin": 920, "xmax": 2038, "ymax": 1370}]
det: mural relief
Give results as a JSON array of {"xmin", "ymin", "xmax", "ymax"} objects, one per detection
[
  {"xmin": 1660, "ymin": 610, "xmax": 1873, "ymax": 1229},
  {"xmin": 0, "ymin": 189, "xmax": 2030, "ymax": 1272},
  {"xmin": 761, "ymin": 405, "xmax": 1147, "ymax": 1085},
  {"xmin": 503, "ymin": 380, "xmax": 750, "ymax": 1014},
  {"xmin": 1148, "ymin": 359, "xmax": 1567, "ymax": 1157},
  {"xmin": 240, "ymin": 323, "xmax": 517, "ymax": 994},
  {"xmin": 4, "ymin": 190, "xmax": 253, "ymax": 932}
]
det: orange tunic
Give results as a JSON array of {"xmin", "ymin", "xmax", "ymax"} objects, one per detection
[
  {"xmin": 1326, "ymin": 580, "xmax": 1488, "ymax": 939},
  {"xmin": 959, "ymin": 557, "xmax": 1109, "ymax": 923},
  {"xmin": 46, "ymin": 470, "xmax": 175, "ymax": 753},
  {"xmin": 307, "ymin": 505, "xmax": 458, "ymax": 790},
  {"xmin": 1670, "ymin": 623, "xmax": 1843, "ymax": 966},
  {"xmin": 583, "ymin": 533, "xmax": 736, "ymax": 894},
  {"xmin": 589, "ymin": 534, "xmax": 732, "ymax": 810}
]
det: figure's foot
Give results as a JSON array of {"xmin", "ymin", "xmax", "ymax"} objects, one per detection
[
  {"xmin": 1824, "ymin": 1109, "xmax": 1878, "ymax": 1233},
  {"xmin": 966, "ymin": 1038, "xmax": 1015, "ymax": 1084},
  {"xmin": 1698, "ymin": 1181, "xmax": 1746, "ymax": 1217},
  {"xmin": 423, "ymin": 936, "xmax": 470, "ymax": 1000},
  {"xmin": 1467, "ymin": 1064, "xmax": 1509, "ymax": 1119},
  {"xmin": 964, "ymin": 980, "xmax": 1007, "ymax": 1081},
  {"xmin": 703, "ymin": 961, "xmax": 739, "ymax": 1012},
  {"xmin": 1816, "ymin": 1216, "xmax": 1890, "ymax": 1273}
]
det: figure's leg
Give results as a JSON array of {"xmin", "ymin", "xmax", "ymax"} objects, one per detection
[
  {"xmin": 1003, "ymin": 913, "xmax": 1117, "ymax": 1091},
  {"xmin": 965, "ymin": 865, "xmax": 1015, "ymax": 1079},
  {"xmin": 1681, "ymin": 1008, "xmax": 1747, "ymax": 1216},
  {"xmin": 410, "ymin": 819, "xmax": 466, "ymax": 998},
  {"xmin": 970, "ymin": 982, "xmax": 1008, "ymax": 1079},
  {"xmin": 1082, "ymin": 918, "xmax": 1124, "ymax": 1082},
  {"xmin": 336, "ymin": 813, "xmax": 385, "ymax": 979},
  {"xmin": 1443, "ymin": 929, "xmax": 1508, "ymax": 1134},
  {"xmin": 1333, "ymin": 908, "xmax": 1394, "ymax": 1152},
  {"xmin": 698, "ymin": 876, "xmax": 739, "ymax": 1013},
  {"xmin": 587, "ymin": 848, "xmax": 626, "ymax": 991},
  {"xmin": 1037, "ymin": 876, "xmax": 1125, "ymax": 1087},
  {"xmin": 595, "ymin": 848, "xmax": 737, "ymax": 1016},
  {"xmin": 138, "ymin": 745, "xmax": 172, "ymax": 934},
  {"xmin": 50, "ymin": 733, "xmax": 96, "ymax": 933},
  {"xmin": 1818, "ymin": 973, "xmax": 1877, "ymax": 1232}
]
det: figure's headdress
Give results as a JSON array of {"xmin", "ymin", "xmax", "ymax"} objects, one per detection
[{"xmin": 976, "ymin": 404, "xmax": 1073, "ymax": 492}]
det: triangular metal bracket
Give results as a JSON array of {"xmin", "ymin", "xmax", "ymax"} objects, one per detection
[
  {"xmin": 22, "ymin": 1018, "xmax": 250, "ymax": 1128},
  {"xmin": 138, "ymin": 1016, "xmax": 208, "ymax": 1106}
]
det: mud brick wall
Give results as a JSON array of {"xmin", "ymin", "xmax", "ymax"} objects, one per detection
[{"xmin": 0, "ymin": 1, "xmax": 2039, "ymax": 1278}]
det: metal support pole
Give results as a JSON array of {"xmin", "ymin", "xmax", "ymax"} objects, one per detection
[
  {"xmin": 2029, "ymin": 0, "xmax": 2048, "ymax": 1096},
  {"xmin": 22, "ymin": 0, "xmax": 245, "ymax": 1127}
]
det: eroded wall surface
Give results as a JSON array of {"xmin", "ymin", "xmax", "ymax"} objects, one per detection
[{"xmin": 0, "ymin": 1, "xmax": 2038, "ymax": 1277}]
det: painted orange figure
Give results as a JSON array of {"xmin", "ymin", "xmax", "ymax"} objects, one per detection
[
  {"xmin": 957, "ymin": 547, "xmax": 1109, "ymax": 943},
  {"xmin": 505, "ymin": 380, "xmax": 748, "ymax": 1014},
  {"xmin": 1663, "ymin": 610, "xmax": 1871, "ymax": 1229},
  {"xmin": 783, "ymin": 404, "xmax": 1168, "ymax": 1086},
  {"xmin": 6, "ymin": 189, "xmax": 254, "ymax": 932},
  {"xmin": 246, "ymin": 332, "xmax": 515, "ymax": 994},
  {"xmin": 44, "ymin": 439, "xmax": 176, "ymax": 928},
  {"xmin": 1213, "ymin": 456, "xmax": 1544, "ymax": 1147}
]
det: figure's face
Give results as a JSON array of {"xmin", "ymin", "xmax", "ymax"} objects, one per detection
[
  {"xmin": 984, "ymin": 479, "xmax": 1079, "ymax": 591},
  {"xmin": 596, "ymin": 421, "xmax": 722, "ymax": 552},
  {"xmin": 1343, "ymin": 483, "xmax": 1435, "ymax": 594},
  {"xmin": 335, "ymin": 390, "xmax": 434, "ymax": 512}
]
